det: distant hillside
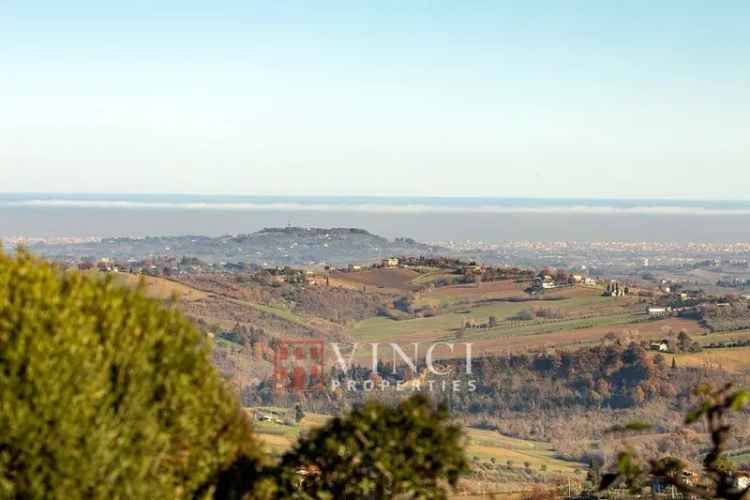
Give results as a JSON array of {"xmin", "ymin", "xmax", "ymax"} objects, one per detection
[{"xmin": 29, "ymin": 227, "xmax": 447, "ymax": 266}]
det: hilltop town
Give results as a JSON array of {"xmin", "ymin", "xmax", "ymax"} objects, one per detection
[{"xmin": 18, "ymin": 227, "xmax": 444, "ymax": 267}]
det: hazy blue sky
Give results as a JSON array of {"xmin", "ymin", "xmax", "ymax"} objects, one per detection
[{"xmin": 2, "ymin": 1, "xmax": 748, "ymax": 198}]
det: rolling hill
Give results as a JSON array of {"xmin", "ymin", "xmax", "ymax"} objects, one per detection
[{"xmin": 29, "ymin": 227, "xmax": 448, "ymax": 266}]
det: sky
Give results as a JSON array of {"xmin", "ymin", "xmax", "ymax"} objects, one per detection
[{"xmin": 1, "ymin": 1, "xmax": 748, "ymax": 198}]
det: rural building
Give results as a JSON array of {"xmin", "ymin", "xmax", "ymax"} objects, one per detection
[
  {"xmin": 604, "ymin": 281, "xmax": 626, "ymax": 297},
  {"xmin": 532, "ymin": 275, "xmax": 556, "ymax": 290},
  {"xmin": 648, "ymin": 307, "xmax": 667, "ymax": 317},
  {"xmin": 382, "ymin": 257, "xmax": 399, "ymax": 268},
  {"xmin": 462, "ymin": 263, "xmax": 483, "ymax": 275},
  {"xmin": 650, "ymin": 340, "xmax": 670, "ymax": 352}
]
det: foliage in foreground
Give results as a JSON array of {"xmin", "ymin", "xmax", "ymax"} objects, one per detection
[
  {"xmin": 0, "ymin": 250, "xmax": 264, "ymax": 498},
  {"xmin": 601, "ymin": 383, "xmax": 750, "ymax": 499},
  {"xmin": 273, "ymin": 395, "xmax": 468, "ymax": 499},
  {"xmin": 0, "ymin": 251, "xmax": 467, "ymax": 499}
]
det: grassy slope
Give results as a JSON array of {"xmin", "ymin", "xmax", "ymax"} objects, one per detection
[
  {"xmin": 349, "ymin": 291, "xmax": 611, "ymax": 341},
  {"xmin": 671, "ymin": 345, "xmax": 750, "ymax": 373},
  {"xmin": 108, "ymin": 271, "xmax": 325, "ymax": 329},
  {"xmin": 247, "ymin": 408, "xmax": 582, "ymax": 475},
  {"xmin": 330, "ymin": 268, "xmax": 421, "ymax": 292},
  {"xmin": 348, "ymin": 285, "xmax": 705, "ymax": 355},
  {"xmin": 226, "ymin": 296, "xmax": 313, "ymax": 328},
  {"xmin": 81, "ymin": 271, "xmax": 209, "ymax": 301}
]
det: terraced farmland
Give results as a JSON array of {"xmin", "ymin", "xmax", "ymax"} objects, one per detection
[{"xmin": 347, "ymin": 282, "xmax": 705, "ymax": 357}]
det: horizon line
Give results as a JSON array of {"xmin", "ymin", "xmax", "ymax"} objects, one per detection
[{"xmin": 2, "ymin": 192, "xmax": 750, "ymax": 203}]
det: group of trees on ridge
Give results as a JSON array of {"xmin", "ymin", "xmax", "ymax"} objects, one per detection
[{"xmin": 267, "ymin": 342, "xmax": 707, "ymax": 416}]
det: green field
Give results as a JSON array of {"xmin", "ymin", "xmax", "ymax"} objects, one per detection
[
  {"xmin": 248, "ymin": 407, "xmax": 583, "ymax": 476},
  {"xmin": 410, "ymin": 270, "xmax": 458, "ymax": 286},
  {"xmin": 463, "ymin": 428, "xmax": 583, "ymax": 474},
  {"xmin": 231, "ymin": 297, "xmax": 312, "ymax": 327},
  {"xmin": 729, "ymin": 452, "xmax": 750, "ymax": 465},
  {"xmin": 453, "ymin": 312, "xmax": 645, "ymax": 343},
  {"xmin": 349, "ymin": 293, "xmax": 638, "ymax": 343}
]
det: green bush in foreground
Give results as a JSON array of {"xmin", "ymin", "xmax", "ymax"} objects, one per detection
[
  {"xmin": 0, "ymin": 251, "xmax": 263, "ymax": 499},
  {"xmin": 0, "ymin": 251, "xmax": 468, "ymax": 499},
  {"xmin": 272, "ymin": 395, "xmax": 468, "ymax": 499}
]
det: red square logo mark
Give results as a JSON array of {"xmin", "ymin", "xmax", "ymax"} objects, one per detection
[{"xmin": 273, "ymin": 339, "xmax": 325, "ymax": 392}]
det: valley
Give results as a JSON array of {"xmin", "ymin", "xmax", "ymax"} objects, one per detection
[{"xmin": 37, "ymin": 229, "xmax": 750, "ymax": 497}]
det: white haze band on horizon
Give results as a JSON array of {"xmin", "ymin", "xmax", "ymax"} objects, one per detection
[{"xmin": 6, "ymin": 199, "xmax": 750, "ymax": 216}]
